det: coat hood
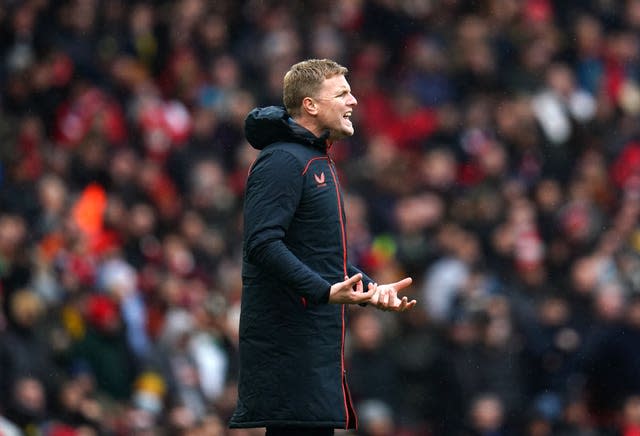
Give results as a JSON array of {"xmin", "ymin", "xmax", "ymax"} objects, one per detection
[{"xmin": 244, "ymin": 106, "xmax": 330, "ymax": 151}]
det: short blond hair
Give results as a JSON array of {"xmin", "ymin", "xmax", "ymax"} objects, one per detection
[{"xmin": 283, "ymin": 59, "xmax": 348, "ymax": 116}]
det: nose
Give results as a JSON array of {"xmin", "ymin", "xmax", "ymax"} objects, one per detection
[{"xmin": 348, "ymin": 93, "xmax": 357, "ymax": 106}]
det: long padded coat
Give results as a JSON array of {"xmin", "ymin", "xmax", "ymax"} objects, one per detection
[{"xmin": 229, "ymin": 106, "xmax": 372, "ymax": 430}]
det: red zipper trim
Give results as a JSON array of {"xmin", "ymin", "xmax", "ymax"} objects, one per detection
[
  {"xmin": 301, "ymin": 156, "xmax": 328, "ymax": 175},
  {"xmin": 247, "ymin": 158, "xmax": 257, "ymax": 176},
  {"xmin": 327, "ymin": 162, "xmax": 348, "ymax": 277},
  {"xmin": 327, "ymin": 160, "xmax": 354, "ymax": 430}
]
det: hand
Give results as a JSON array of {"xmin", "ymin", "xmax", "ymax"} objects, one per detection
[
  {"xmin": 328, "ymin": 273, "xmax": 375, "ymax": 305},
  {"xmin": 369, "ymin": 277, "xmax": 417, "ymax": 312}
]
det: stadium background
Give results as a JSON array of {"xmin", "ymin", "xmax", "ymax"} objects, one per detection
[{"xmin": 2, "ymin": 0, "xmax": 640, "ymax": 435}]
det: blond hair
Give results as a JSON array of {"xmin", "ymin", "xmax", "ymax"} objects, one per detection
[{"xmin": 283, "ymin": 59, "xmax": 348, "ymax": 116}]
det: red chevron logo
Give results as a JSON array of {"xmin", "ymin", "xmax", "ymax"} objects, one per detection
[{"xmin": 314, "ymin": 172, "xmax": 326, "ymax": 186}]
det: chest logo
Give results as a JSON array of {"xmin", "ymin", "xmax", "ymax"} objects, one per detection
[{"xmin": 314, "ymin": 172, "xmax": 327, "ymax": 187}]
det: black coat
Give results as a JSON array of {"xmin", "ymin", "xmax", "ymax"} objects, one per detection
[{"xmin": 229, "ymin": 106, "xmax": 371, "ymax": 429}]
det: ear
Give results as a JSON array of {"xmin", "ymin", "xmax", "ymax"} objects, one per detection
[{"xmin": 302, "ymin": 97, "xmax": 318, "ymax": 116}]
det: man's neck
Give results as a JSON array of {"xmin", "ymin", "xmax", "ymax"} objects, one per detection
[{"xmin": 292, "ymin": 115, "xmax": 323, "ymax": 139}]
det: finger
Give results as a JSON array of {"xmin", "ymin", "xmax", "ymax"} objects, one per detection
[
  {"xmin": 368, "ymin": 283, "xmax": 379, "ymax": 304},
  {"xmin": 405, "ymin": 299, "xmax": 418, "ymax": 310},
  {"xmin": 386, "ymin": 295, "xmax": 402, "ymax": 311},
  {"xmin": 355, "ymin": 279, "xmax": 363, "ymax": 293},
  {"xmin": 385, "ymin": 296, "xmax": 397, "ymax": 311},
  {"xmin": 353, "ymin": 287, "xmax": 375, "ymax": 303},
  {"xmin": 343, "ymin": 273, "xmax": 363, "ymax": 287},
  {"xmin": 397, "ymin": 296, "xmax": 408, "ymax": 311},
  {"xmin": 376, "ymin": 288, "xmax": 388, "ymax": 309},
  {"xmin": 392, "ymin": 296, "xmax": 418, "ymax": 312},
  {"xmin": 390, "ymin": 277, "xmax": 413, "ymax": 291},
  {"xmin": 373, "ymin": 288, "xmax": 384, "ymax": 309}
]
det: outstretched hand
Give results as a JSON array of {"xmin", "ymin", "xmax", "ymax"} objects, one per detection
[
  {"xmin": 328, "ymin": 274, "xmax": 417, "ymax": 311},
  {"xmin": 368, "ymin": 277, "xmax": 417, "ymax": 312},
  {"xmin": 328, "ymin": 273, "xmax": 375, "ymax": 305}
]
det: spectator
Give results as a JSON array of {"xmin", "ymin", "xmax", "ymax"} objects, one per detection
[
  {"xmin": 68, "ymin": 293, "xmax": 137, "ymax": 401},
  {"xmin": 621, "ymin": 395, "xmax": 640, "ymax": 436},
  {"xmin": 0, "ymin": 289, "xmax": 63, "ymax": 403},
  {"xmin": 463, "ymin": 393, "xmax": 511, "ymax": 436},
  {"xmin": 3, "ymin": 376, "xmax": 48, "ymax": 433}
]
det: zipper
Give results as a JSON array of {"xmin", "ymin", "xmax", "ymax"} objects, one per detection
[
  {"xmin": 327, "ymin": 160, "xmax": 348, "ymax": 278},
  {"xmin": 343, "ymin": 368, "xmax": 358, "ymax": 429},
  {"xmin": 327, "ymin": 158, "xmax": 354, "ymax": 429}
]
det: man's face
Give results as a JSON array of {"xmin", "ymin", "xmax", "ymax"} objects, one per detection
[{"xmin": 313, "ymin": 74, "xmax": 357, "ymax": 140}]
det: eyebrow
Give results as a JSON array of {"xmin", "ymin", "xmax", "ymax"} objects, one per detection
[
  {"xmin": 333, "ymin": 87, "xmax": 350, "ymax": 96},
  {"xmin": 315, "ymin": 86, "xmax": 351, "ymax": 100}
]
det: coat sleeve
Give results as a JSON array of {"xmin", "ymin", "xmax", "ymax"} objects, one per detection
[
  {"xmin": 347, "ymin": 263, "xmax": 373, "ymax": 307},
  {"xmin": 244, "ymin": 149, "xmax": 331, "ymax": 304}
]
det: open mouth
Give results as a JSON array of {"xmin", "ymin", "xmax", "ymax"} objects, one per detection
[{"xmin": 343, "ymin": 111, "xmax": 352, "ymax": 119}]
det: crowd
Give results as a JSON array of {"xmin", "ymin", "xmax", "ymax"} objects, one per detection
[{"xmin": 2, "ymin": 0, "xmax": 640, "ymax": 435}]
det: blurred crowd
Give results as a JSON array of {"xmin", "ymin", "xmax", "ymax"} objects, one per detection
[{"xmin": 2, "ymin": 0, "xmax": 640, "ymax": 435}]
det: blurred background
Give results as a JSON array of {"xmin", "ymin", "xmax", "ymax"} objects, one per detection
[{"xmin": 2, "ymin": 0, "xmax": 640, "ymax": 435}]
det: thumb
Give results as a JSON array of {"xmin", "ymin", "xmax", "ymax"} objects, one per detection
[{"xmin": 344, "ymin": 273, "xmax": 362, "ymax": 285}]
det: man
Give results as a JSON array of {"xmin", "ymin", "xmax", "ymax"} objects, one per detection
[{"xmin": 229, "ymin": 59, "xmax": 416, "ymax": 436}]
